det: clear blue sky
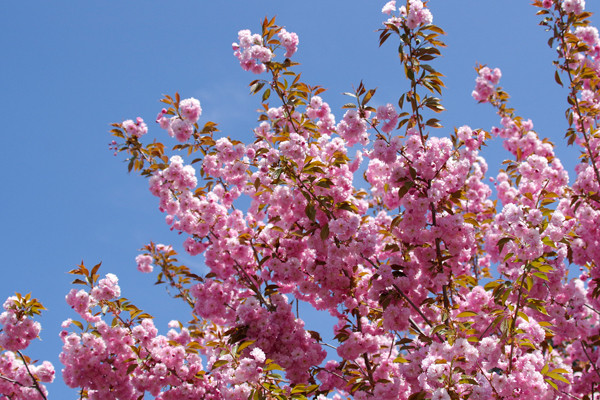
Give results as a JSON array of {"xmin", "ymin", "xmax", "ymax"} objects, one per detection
[{"xmin": 1, "ymin": 2, "xmax": 598, "ymax": 398}]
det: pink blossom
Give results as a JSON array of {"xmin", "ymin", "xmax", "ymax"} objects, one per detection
[
  {"xmin": 233, "ymin": 29, "xmax": 273, "ymax": 74},
  {"xmin": 472, "ymin": 67, "xmax": 502, "ymax": 102},
  {"xmin": 406, "ymin": 0, "xmax": 433, "ymax": 29},
  {"xmin": 122, "ymin": 117, "xmax": 148, "ymax": 138},
  {"xmin": 170, "ymin": 118, "xmax": 194, "ymax": 142},
  {"xmin": 575, "ymin": 26, "xmax": 599, "ymax": 46},
  {"xmin": 136, "ymin": 254, "xmax": 153, "ymax": 273},
  {"xmin": 91, "ymin": 273, "xmax": 121, "ymax": 301},
  {"xmin": 278, "ymin": 28, "xmax": 299, "ymax": 58},
  {"xmin": 382, "ymin": 0, "xmax": 396, "ymax": 15},
  {"xmin": 562, "ymin": 0, "xmax": 585, "ymax": 14},
  {"xmin": 179, "ymin": 97, "xmax": 202, "ymax": 123}
]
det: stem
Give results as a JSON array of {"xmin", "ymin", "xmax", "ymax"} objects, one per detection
[
  {"xmin": 405, "ymin": 34, "xmax": 427, "ymax": 145},
  {"xmin": 318, "ymin": 368, "xmax": 350, "ymax": 383},
  {"xmin": 0, "ymin": 374, "xmax": 25, "ymax": 386},
  {"xmin": 585, "ymin": 303, "xmax": 600, "ymax": 316},
  {"xmin": 393, "ymin": 284, "xmax": 444, "ymax": 342},
  {"xmin": 16, "ymin": 351, "xmax": 47, "ymax": 400},
  {"xmin": 581, "ymin": 341, "xmax": 600, "ymax": 382},
  {"xmin": 557, "ymin": 12, "xmax": 600, "ymax": 187},
  {"xmin": 559, "ymin": 390, "xmax": 582, "ymax": 400},
  {"xmin": 476, "ymin": 362, "xmax": 501, "ymax": 398},
  {"xmin": 268, "ymin": 74, "xmax": 338, "ymax": 221},
  {"xmin": 232, "ymin": 259, "xmax": 273, "ymax": 311},
  {"xmin": 430, "ymin": 194, "xmax": 451, "ymax": 323},
  {"xmin": 508, "ymin": 269, "xmax": 528, "ymax": 372},
  {"xmin": 478, "ymin": 305, "xmax": 508, "ymax": 341},
  {"xmin": 355, "ymin": 313, "xmax": 375, "ymax": 386}
]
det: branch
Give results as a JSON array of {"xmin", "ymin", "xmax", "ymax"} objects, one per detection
[
  {"xmin": 581, "ymin": 341, "xmax": 600, "ymax": 382},
  {"xmin": 16, "ymin": 351, "xmax": 47, "ymax": 400}
]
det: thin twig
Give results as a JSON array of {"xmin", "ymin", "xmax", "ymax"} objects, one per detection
[
  {"xmin": 16, "ymin": 351, "xmax": 47, "ymax": 400},
  {"xmin": 508, "ymin": 268, "xmax": 528, "ymax": 372},
  {"xmin": 476, "ymin": 362, "xmax": 501, "ymax": 398},
  {"xmin": 0, "ymin": 374, "xmax": 25, "ymax": 386},
  {"xmin": 581, "ymin": 341, "xmax": 600, "ymax": 382},
  {"xmin": 321, "ymin": 342, "xmax": 338, "ymax": 350},
  {"xmin": 393, "ymin": 284, "xmax": 444, "ymax": 341},
  {"xmin": 584, "ymin": 303, "xmax": 600, "ymax": 316},
  {"xmin": 559, "ymin": 389, "xmax": 582, "ymax": 400}
]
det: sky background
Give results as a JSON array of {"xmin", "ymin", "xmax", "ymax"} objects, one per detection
[{"xmin": 2, "ymin": 1, "xmax": 599, "ymax": 398}]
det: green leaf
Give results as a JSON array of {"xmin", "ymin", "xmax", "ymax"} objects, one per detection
[
  {"xmin": 545, "ymin": 378, "xmax": 558, "ymax": 390},
  {"xmin": 542, "ymin": 237, "xmax": 557, "ymax": 248},
  {"xmin": 533, "ymin": 272, "xmax": 549, "ymax": 281},
  {"xmin": 212, "ymin": 359, "xmax": 229, "ymax": 369},
  {"xmin": 456, "ymin": 311, "xmax": 478, "ymax": 318},
  {"xmin": 546, "ymin": 371, "xmax": 570, "ymax": 384},
  {"xmin": 264, "ymin": 362, "xmax": 284, "ymax": 371},
  {"xmin": 236, "ymin": 340, "xmax": 256, "ymax": 355}
]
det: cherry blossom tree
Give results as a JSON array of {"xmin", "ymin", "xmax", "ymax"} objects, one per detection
[{"xmin": 3, "ymin": 0, "xmax": 600, "ymax": 399}]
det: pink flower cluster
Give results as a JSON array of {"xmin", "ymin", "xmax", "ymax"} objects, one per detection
[
  {"xmin": 0, "ymin": 297, "xmax": 41, "ymax": 351},
  {"xmin": 472, "ymin": 66, "xmax": 502, "ymax": 102},
  {"xmin": 382, "ymin": 0, "xmax": 433, "ymax": 30},
  {"xmin": 562, "ymin": 0, "xmax": 585, "ymax": 14},
  {"xmin": 376, "ymin": 103, "xmax": 399, "ymax": 134},
  {"xmin": 90, "ymin": 273, "xmax": 121, "ymax": 301},
  {"xmin": 306, "ymin": 96, "xmax": 337, "ymax": 134},
  {"xmin": 0, "ymin": 352, "xmax": 54, "ymax": 400},
  {"xmin": 65, "ymin": 273, "xmax": 122, "ymax": 323},
  {"xmin": 232, "ymin": 29, "xmax": 273, "ymax": 74},
  {"xmin": 135, "ymin": 254, "xmax": 153, "ymax": 273},
  {"xmin": 122, "ymin": 117, "xmax": 148, "ymax": 138},
  {"xmin": 0, "ymin": 296, "xmax": 54, "ymax": 399},
  {"xmin": 278, "ymin": 28, "xmax": 299, "ymax": 58},
  {"xmin": 103, "ymin": 3, "xmax": 600, "ymax": 398},
  {"xmin": 405, "ymin": 0, "xmax": 433, "ymax": 29},
  {"xmin": 61, "ymin": 277, "xmax": 297, "ymax": 399},
  {"xmin": 156, "ymin": 97, "xmax": 202, "ymax": 143},
  {"xmin": 337, "ymin": 109, "xmax": 370, "ymax": 147}
]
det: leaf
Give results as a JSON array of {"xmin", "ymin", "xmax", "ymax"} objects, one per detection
[
  {"xmin": 320, "ymin": 224, "xmax": 329, "ymax": 240},
  {"xmin": 546, "ymin": 371, "xmax": 570, "ymax": 384},
  {"xmin": 264, "ymin": 362, "xmax": 284, "ymax": 371},
  {"xmin": 408, "ymin": 391, "xmax": 427, "ymax": 400},
  {"xmin": 545, "ymin": 378, "xmax": 558, "ymax": 391},
  {"xmin": 212, "ymin": 359, "xmax": 229, "ymax": 369},
  {"xmin": 262, "ymin": 88, "xmax": 271, "ymax": 102},
  {"xmin": 551, "ymin": 368, "xmax": 569, "ymax": 374},
  {"xmin": 362, "ymin": 88, "xmax": 376, "ymax": 106},
  {"xmin": 533, "ymin": 272, "xmax": 549, "ymax": 281},
  {"xmin": 390, "ymin": 215, "xmax": 402, "ymax": 229},
  {"xmin": 398, "ymin": 181, "xmax": 415, "ymax": 199},
  {"xmin": 305, "ymin": 204, "xmax": 316, "ymax": 222},
  {"xmin": 542, "ymin": 237, "xmax": 557, "ymax": 248},
  {"xmin": 554, "ymin": 70, "xmax": 563, "ymax": 86},
  {"xmin": 497, "ymin": 237, "xmax": 513, "ymax": 253},
  {"xmin": 237, "ymin": 340, "xmax": 256, "ymax": 355},
  {"xmin": 456, "ymin": 311, "xmax": 478, "ymax": 318},
  {"xmin": 503, "ymin": 252, "xmax": 514, "ymax": 262}
]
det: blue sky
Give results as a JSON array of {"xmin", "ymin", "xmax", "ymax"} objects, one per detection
[{"xmin": 2, "ymin": 1, "xmax": 599, "ymax": 398}]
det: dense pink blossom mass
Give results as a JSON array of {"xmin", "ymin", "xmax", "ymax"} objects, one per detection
[{"xmin": 4, "ymin": 0, "xmax": 600, "ymax": 399}]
